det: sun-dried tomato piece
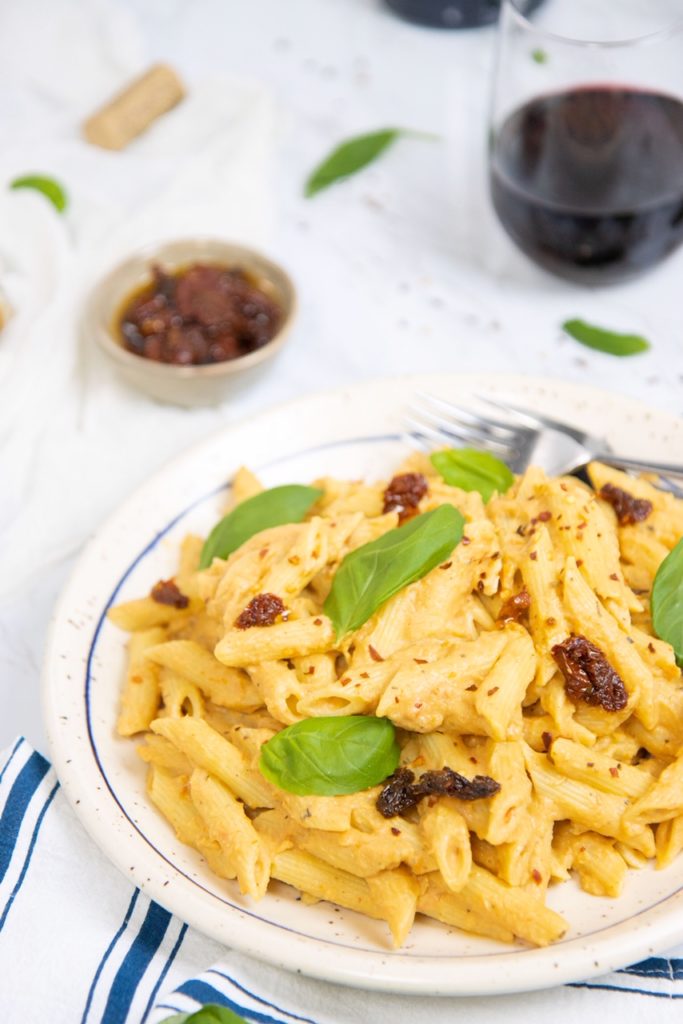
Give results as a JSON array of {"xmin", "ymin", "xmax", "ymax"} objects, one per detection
[
  {"xmin": 382, "ymin": 473, "xmax": 428, "ymax": 522},
  {"xmin": 376, "ymin": 767, "xmax": 417, "ymax": 817},
  {"xmin": 150, "ymin": 579, "xmax": 189, "ymax": 609},
  {"xmin": 551, "ymin": 634, "xmax": 628, "ymax": 712},
  {"xmin": 598, "ymin": 483, "xmax": 653, "ymax": 526},
  {"xmin": 497, "ymin": 590, "xmax": 531, "ymax": 625},
  {"xmin": 235, "ymin": 593, "xmax": 286, "ymax": 629},
  {"xmin": 376, "ymin": 765, "xmax": 500, "ymax": 818}
]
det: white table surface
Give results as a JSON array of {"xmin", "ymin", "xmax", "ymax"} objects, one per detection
[{"xmin": 2, "ymin": 0, "xmax": 682, "ymax": 759}]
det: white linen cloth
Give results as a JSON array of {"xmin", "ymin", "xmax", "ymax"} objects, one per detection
[{"xmin": 2, "ymin": 738, "xmax": 683, "ymax": 1024}]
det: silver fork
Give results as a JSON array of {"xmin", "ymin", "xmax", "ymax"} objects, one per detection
[{"xmin": 405, "ymin": 392, "xmax": 683, "ymax": 492}]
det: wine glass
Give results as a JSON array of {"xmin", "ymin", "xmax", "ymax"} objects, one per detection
[{"xmin": 489, "ymin": 0, "xmax": 683, "ymax": 284}]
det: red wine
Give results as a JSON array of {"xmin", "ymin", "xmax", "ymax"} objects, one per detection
[
  {"xmin": 384, "ymin": 0, "xmax": 543, "ymax": 29},
  {"xmin": 490, "ymin": 87, "xmax": 683, "ymax": 283}
]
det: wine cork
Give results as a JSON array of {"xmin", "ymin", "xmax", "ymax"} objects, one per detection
[{"xmin": 83, "ymin": 64, "xmax": 186, "ymax": 151}]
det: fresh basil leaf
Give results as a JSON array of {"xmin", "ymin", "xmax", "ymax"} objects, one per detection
[
  {"xmin": 304, "ymin": 128, "xmax": 435, "ymax": 197},
  {"xmin": 10, "ymin": 174, "xmax": 68, "ymax": 212},
  {"xmin": 199, "ymin": 484, "xmax": 323, "ymax": 569},
  {"xmin": 324, "ymin": 504, "xmax": 463, "ymax": 638},
  {"xmin": 259, "ymin": 715, "xmax": 400, "ymax": 796},
  {"xmin": 430, "ymin": 449, "xmax": 514, "ymax": 503},
  {"xmin": 531, "ymin": 47, "xmax": 548, "ymax": 64},
  {"xmin": 562, "ymin": 319, "xmax": 650, "ymax": 356},
  {"xmin": 160, "ymin": 1006, "xmax": 248, "ymax": 1024},
  {"xmin": 651, "ymin": 537, "xmax": 683, "ymax": 667}
]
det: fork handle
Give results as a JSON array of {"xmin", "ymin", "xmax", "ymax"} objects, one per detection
[{"xmin": 594, "ymin": 452, "xmax": 683, "ymax": 484}]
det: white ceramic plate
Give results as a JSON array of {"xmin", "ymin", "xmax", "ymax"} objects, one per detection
[{"xmin": 43, "ymin": 374, "xmax": 683, "ymax": 996}]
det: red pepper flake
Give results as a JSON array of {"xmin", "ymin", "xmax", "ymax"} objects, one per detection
[
  {"xmin": 360, "ymin": 671, "xmax": 370, "ymax": 679},
  {"xmin": 313, "ymin": 617, "xmax": 322, "ymax": 626},
  {"xmin": 532, "ymin": 868, "xmax": 543, "ymax": 885},
  {"xmin": 599, "ymin": 483, "xmax": 653, "ymax": 526},
  {"xmin": 477, "ymin": 580, "xmax": 485, "ymax": 592},
  {"xmin": 306, "ymin": 666, "xmax": 315, "ymax": 676},
  {"xmin": 546, "ymin": 617, "xmax": 557, "ymax": 627},
  {"xmin": 391, "ymin": 827, "xmax": 401, "ymax": 836},
  {"xmin": 150, "ymin": 579, "xmax": 189, "ymax": 609},
  {"xmin": 560, "ymin": 483, "xmax": 568, "ymax": 492},
  {"xmin": 647, "ymin": 642, "xmax": 656, "ymax": 654},
  {"xmin": 340, "ymin": 677, "xmax": 350, "ymax": 686},
  {"xmin": 235, "ymin": 593, "xmax": 286, "ymax": 629},
  {"xmin": 586, "ymin": 762, "xmax": 594, "ymax": 767},
  {"xmin": 414, "ymin": 658, "xmax": 428, "ymax": 664},
  {"xmin": 609, "ymin": 573, "xmax": 619, "ymax": 581},
  {"xmin": 383, "ymin": 473, "xmax": 428, "ymax": 522},
  {"xmin": 497, "ymin": 590, "xmax": 531, "ymax": 626},
  {"xmin": 576, "ymin": 559, "xmax": 584, "ymax": 567},
  {"xmin": 538, "ymin": 511, "xmax": 552, "ymax": 522},
  {"xmin": 465, "ymin": 684, "xmax": 478, "ymax": 692},
  {"xmin": 487, "ymin": 686, "xmax": 499, "ymax": 696},
  {"xmin": 461, "ymin": 535, "xmax": 471, "ymax": 545},
  {"xmin": 541, "ymin": 731, "xmax": 552, "ymax": 752},
  {"xmin": 259, "ymin": 547, "xmax": 269, "ymax": 559},
  {"xmin": 609, "ymin": 766, "xmax": 619, "ymax": 778},
  {"xmin": 529, "ymin": 551, "xmax": 538, "ymax": 561},
  {"xmin": 516, "ymin": 524, "xmax": 527, "ymax": 537},
  {"xmin": 469, "ymin": 756, "xmax": 478, "ymax": 765},
  {"xmin": 368, "ymin": 644, "xmax": 384, "ymax": 663},
  {"xmin": 552, "ymin": 634, "xmax": 628, "ymax": 712},
  {"xmin": 440, "ymin": 561, "xmax": 453, "ymax": 571},
  {"xmin": 414, "ymin": 702, "xmax": 423, "ymax": 709}
]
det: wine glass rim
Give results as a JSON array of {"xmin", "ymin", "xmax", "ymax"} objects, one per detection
[{"xmin": 505, "ymin": 0, "xmax": 683, "ymax": 49}]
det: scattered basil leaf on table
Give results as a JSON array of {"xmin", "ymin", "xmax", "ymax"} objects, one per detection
[
  {"xmin": 161, "ymin": 1006, "xmax": 247, "ymax": 1024},
  {"xmin": 259, "ymin": 715, "xmax": 400, "ymax": 795},
  {"xmin": 430, "ymin": 449, "xmax": 514, "ymax": 503},
  {"xmin": 304, "ymin": 127, "xmax": 436, "ymax": 197},
  {"xmin": 324, "ymin": 504, "xmax": 464, "ymax": 638},
  {"xmin": 199, "ymin": 484, "xmax": 323, "ymax": 569},
  {"xmin": 9, "ymin": 174, "xmax": 68, "ymax": 212},
  {"xmin": 562, "ymin": 319, "xmax": 650, "ymax": 356},
  {"xmin": 651, "ymin": 536, "xmax": 683, "ymax": 667},
  {"xmin": 531, "ymin": 47, "xmax": 548, "ymax": 64}
]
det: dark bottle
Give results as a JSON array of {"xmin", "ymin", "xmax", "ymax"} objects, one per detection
[
  {"xmin": 490, "ymin": 86, "xmax": 683, "ymax": 284},
  {"xmin": 384, "ymin": 0, "xmax": 544, "ymax": 30}
]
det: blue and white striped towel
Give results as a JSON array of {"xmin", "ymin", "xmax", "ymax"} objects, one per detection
[{"xmin": 2, "ymin": 738, "xmax": 682, "ymax": 1024}]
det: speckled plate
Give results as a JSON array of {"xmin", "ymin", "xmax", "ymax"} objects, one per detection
[{"xmin": 42, "ymin": 374, "xmax": 683, "ymax": 996}]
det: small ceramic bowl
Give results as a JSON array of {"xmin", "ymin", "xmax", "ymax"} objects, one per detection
[{"xmin": 84, "ymin": 238, "xmax": 297, "ymax": 407}]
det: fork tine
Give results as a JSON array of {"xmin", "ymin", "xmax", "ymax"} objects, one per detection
[
  {"xmin": 415, "ymin": 392, "xmax": 520, "ymax": 440},
  {"xmin": 476, "ymin": 395, "xmax": 587, "ymax": 445},
  {"xmin": 403, "ymin": 414, "xmax": 513, "ymax": 457},
  {"xmin": 474, "ymin": 395, "xmax": 544, "ymax": 429}
]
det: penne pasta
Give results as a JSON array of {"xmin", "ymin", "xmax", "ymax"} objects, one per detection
[{"xmin": 107, "ymin": 456, "xmax": 683, "ymax": 951}]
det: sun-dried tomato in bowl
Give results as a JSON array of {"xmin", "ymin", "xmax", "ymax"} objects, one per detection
[{"xmin": 118, "ymin": 262, "xmax": 282, "ymax": 366}]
